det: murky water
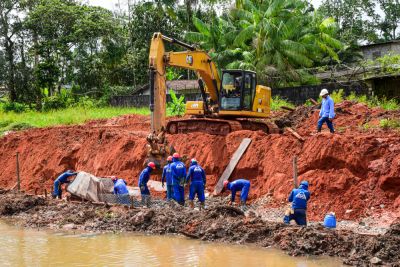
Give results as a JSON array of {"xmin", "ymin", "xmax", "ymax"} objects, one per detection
[{"xmin": 0, "ymin": 221, "xmax": 343, "ymax": 267}]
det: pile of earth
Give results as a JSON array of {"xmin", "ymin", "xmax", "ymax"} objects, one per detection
[
  {"xmin": 1, "ymin": 191, "xmax": 399, "ymax": 266},
  {"xmin": 0, "ymin": 101, "xmax": 399, "ymax": 222}
]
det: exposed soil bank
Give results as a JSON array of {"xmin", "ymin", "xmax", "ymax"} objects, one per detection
[
  {"xmin": 0, "ymin": 102, "xmax": 399, "ymax": 223},
  {"xmin": 1, "ymin": 191, "xmax": 399, "ymax": 266}
]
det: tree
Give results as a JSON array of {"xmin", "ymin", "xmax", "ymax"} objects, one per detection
[
  {"xmin": 0, "ymin": 0, "xmax": 23, "ymax": 101},
  {"xmin": 378, "ymin": 0, "xmax": 400, "ymax": 40},
  {"xmin": 186, "ymin": 0, "xmax": 342, "ymax": 87}
]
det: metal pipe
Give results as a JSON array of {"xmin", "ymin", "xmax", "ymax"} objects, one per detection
[{"xmin": 198, "ymin": 79, "xmax": 209, "ymax": 114}]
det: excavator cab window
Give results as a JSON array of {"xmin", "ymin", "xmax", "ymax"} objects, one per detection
[{"xmin": 220, "ymin": 70, "xmax": 256, "ymax": 111}]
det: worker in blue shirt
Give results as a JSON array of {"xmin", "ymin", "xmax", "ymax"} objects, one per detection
[
  {"xmin": 112, "ymin": 176, "xmax": 130, "ymax": 205},
  {"xmin": 170, "ymin": 152, "xmax": 187, "ymax": 206},
  {"xmin": 318, "ymin": 88, "xmax": 335, "ymax": 133},
  {"xmin": 162, "ymin": 156, "xmax": 174, "ymax": 201},
  {"xmin": 223, "ymin": 179, "xmax": 250, "ymax": 207},
  {"xmin": 284, "ymin": 180, "xmax": 311, "ymax": 226},
  {"xmin": 52, "ymin": 170, "xmax": 78, "ymax": 199},
  {"xmin": 186, "ymin": 158, "xmax": 206, "ymax": 210},
  {"xmin": 138, "ymin": 162, "xmax": 156, "ymax": 206}
]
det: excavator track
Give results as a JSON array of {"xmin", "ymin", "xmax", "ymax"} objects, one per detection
[{"xmin": 166, "ymin": 118, "xmax": 279, "ymax": 135}]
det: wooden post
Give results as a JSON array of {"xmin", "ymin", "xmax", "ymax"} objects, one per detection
[
  {"xmin": 44, "ymin": 189, "xmax": 48, "ymax": 198},
  {"xmin": 293, "ymin": 156, "xmax": 298, "ymax": 188},
  {"xmin": 16, "ymin": 152, "xmax": 21, "ymax": 192}
]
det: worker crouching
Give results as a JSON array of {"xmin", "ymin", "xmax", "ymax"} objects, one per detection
[
  {"xmin": 52, "ymin": 170, "xmax": 78, "ymax": 199},
  {"xmin": 112, "ymin": 176, "xmax": 130, "ymax": 205},
  {"xmin": 223, "ymin": 179, "xmax": 250, "ymax": 208},
  {"xmin": 284, "ymin": 181, "xmax": 311, "ymax": 226},
  {"xmin": 170, "ymin": 153, "xmax": 187, "ymax": 206},
  {"xmin": 138, "ymin": 162, "xmax": 156, "ymax": 207},
  {"xmin": 186, "ymin": 158, "xmax": 206, "ymax": 210}
]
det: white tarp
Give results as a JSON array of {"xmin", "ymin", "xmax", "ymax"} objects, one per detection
[{"xmin": 67, "ymin": 172, "xmax": 114, "ymax": 202}]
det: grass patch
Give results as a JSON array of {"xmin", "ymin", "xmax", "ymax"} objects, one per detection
[
  {"xmin": 346, "ymin": 92, "xmax": 399, "ymax": 110},
  {"xmin": 271, "ymin": 96, "xmax": 295, "ymax": 111},
  {"xmin": 0, "ymin": 106, "xmax": 150, "ymax": 134},
  {"xmin": 379, "ymin": 118, "xmax": 400, "ymax": 129}
]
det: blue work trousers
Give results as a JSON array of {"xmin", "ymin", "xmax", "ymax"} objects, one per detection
[
  {"xmin": 189, "ymin": 182, "xmax": 205, "ymax": 202},
  {"xmin": 317, "ymin": 117, "xmax": 334, "ymax": 133},
  {"xmin": 52, "ymin": 180, "xmax": 62, "ymax": 198},
  {"xmin": 116, "ymin": 194, "xmax": 130, "ymax": 205},
  {"xmin": 173, "ymin": 184, "xmax": 185, "ymax": 205},
  {"xmin": 166, "ymin": 185, "xmax": 174, "ymax": 201},
  {"xmin": 240, "ymin": 183, "xmax": 250, "ymax": 202},
  {"xmin": 284, "ymin": 209, "xmax": 307, "ymax": 226}
]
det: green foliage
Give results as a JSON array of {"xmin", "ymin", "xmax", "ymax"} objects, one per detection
[
  {"xmin": 271, "ymin": 96, "xmax": 294, "ymax": 111},
  {"xmin": 1, "ymin": 101, "xmax": 30, "ymax": 113},
  {"xmin": 0, "ymin": 106, "xmax": 150, "ymax": 135},
  {"xmin": 379, "ymin": 118, "xmax": 400, "ymax": 129},
  {"xmin": 167, "ymin": 90, "xmax": 186, "ymax": 116},
  {"xmin": 329, "ymin": 89, "xmax": 344, "ymax": 103},
  {"xmin": 187, "ymin": 0, "xmax": 343, "ymax": 87},
  {"xmin": 345, "ymin": 92, "xmax": 399, "ymax": 111}
]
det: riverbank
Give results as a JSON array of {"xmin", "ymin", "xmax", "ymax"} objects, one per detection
[{"xmin": 1, "ymin": 191, "xmax": 399, "ymax": 266}]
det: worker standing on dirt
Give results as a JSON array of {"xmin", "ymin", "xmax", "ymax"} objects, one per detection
[
  {"xmin": 138, "ymin": 162, "xmax": 156, "ymax": 207},
  {"xmin": 186, "ymin": 158, "xmax": 206, "ymax": 210},
  {"xmin": 162, "ymin": 156, "xmax": 174, "ymax": 201},
  {"xmin": 170, "ymin": 153, "xmax": 187, "ymax": 206},
  {"xmin": 223, "ymin": 179, "xmax": 250, "ymax": 207},
  {"xmin": 52, "ymin": 170, "xmax": 78, "ymax": 199},
  {"xmin": 317, "ymin": 89, "xmax": 335, "ymax": 133},
  {"xmin": 112, "ymin": 176, "xmax": 130, "ymax": 205},
  {"xmin": 284, "ymin": 180, "xmax": 311, "ymax": 226}
]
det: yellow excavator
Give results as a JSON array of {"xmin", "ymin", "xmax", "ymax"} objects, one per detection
[{"xmin": 148, "ymin": 32, "xmax": 278, "ymax": 136}]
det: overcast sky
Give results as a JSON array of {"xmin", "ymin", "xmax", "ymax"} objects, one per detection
[{"xmin": 87, "ymin": 0, "xmax": 323, "ymax": 11}]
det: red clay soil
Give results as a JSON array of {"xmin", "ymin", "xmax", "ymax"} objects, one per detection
[{"xmin": 0, "ymin": 104, "xmax": 399, "ymax": 223}]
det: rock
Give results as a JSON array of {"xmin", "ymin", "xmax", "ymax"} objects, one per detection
[
  {"xmin": 345, "ymin": 209, "xmax": 353, "ymax": 214},
  {"xmin": 370, "ymin": 257, "xmax": 381, "ymax": 265},
  {"xmin": 379, "ymin": 204, "xmax": 385, "ymax": 209},
  {"xmin": 62, "ymin": 223, "xmax": 76, "ymax": 230}
]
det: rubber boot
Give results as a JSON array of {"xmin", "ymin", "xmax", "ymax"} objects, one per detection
[
  {"xmin": 200, "ymin": 202, "xmax": 205, "ymax": 210},
  {"xmin": 189, "ymin": 200, "xmax": 194, "ymax": 209},
  {"xmin": 240, "ymin": 200, "xmax": 246, "ymax": 209},
  {"xmin": 317, "ymin": 127, "xmax": 321, "ymax": 133}
]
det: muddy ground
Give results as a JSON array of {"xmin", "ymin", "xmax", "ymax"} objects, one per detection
[{"xmin": 0, "ymin": 191, "xmax": 399, "ymax": 266}]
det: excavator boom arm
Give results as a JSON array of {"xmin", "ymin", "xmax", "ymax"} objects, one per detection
[{"xmin": 149, "ymin": 32, "xmax": 220, "ymax": 133}]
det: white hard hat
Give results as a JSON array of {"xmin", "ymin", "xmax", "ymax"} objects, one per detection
[{"xmin": 320, "ymin": 88, "xmax": 329, "ymax": 96}]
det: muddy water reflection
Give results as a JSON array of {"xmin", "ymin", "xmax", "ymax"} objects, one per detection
[{"xmin": 0, "ymin": 221, "xmax": 343, "ymax": 266}]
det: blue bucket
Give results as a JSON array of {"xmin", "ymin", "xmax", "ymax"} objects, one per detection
[{"xmin": 324, "ymin": 213, "xmax": 336, "ymax": 229}]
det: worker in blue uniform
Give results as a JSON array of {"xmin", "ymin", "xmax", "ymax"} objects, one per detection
[
  {"xmin": 52, "ymin": 170, "xmax": 78, "ymax": 199},
  {"xmin": 223, "ymin": 179, "xmax": 250, "ymax": 207},
  {"xmin": 112, "ymin": 176, "xmax": 130, "ymax": 205},
  {"xmin": 318, "ymin": 88, "xmax": 335, "ymax": 133},
  {"xmin": 284, "ymin": 180, "xmax": 311, "ymax": 226},
  {"xmin": 170, "ymin": 152, "xmax": 186, "ymax": 206},
  {"xmin": 186, "ymin": 158, "xmax": 206, "ymax": 210},
  {"xmin": 162, "ymin": 156, "xmax": 174, "ymax": 201},
  {"xmin": 138, "ymin": 162, "xmax": 156, "ymax": 206}
]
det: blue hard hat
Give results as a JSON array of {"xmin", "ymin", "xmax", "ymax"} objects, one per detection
[{"xmin": 300, "ymin": 181, "xmax": 309, "ymax": 186}]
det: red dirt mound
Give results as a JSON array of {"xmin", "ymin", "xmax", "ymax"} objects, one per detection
[{"xmin": 0, "ymin": 106, "xmax": 399, "ymax": 222}]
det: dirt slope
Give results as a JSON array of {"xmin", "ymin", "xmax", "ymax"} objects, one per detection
[{"xmin": 0, "ymin": 103, "xmax": 399, "ymax": 222}]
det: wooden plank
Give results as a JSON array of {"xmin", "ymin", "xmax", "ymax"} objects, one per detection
[
  {"xmin": 292, "ymin": 156, "xmax": 298, "ymax": 188},
  {"xmin": 213, "ymin": 138, "xmax": 252, "ymax": 194},
  {"xmin": 286, "ymin": 127, "xmax": 305, "ymax": 142}
]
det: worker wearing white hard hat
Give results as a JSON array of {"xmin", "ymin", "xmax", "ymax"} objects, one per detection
[{"xmin": 317, "ymin": 88, "xmax": 335, "ymax": 133}]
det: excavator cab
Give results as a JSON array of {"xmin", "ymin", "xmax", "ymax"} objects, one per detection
[{"xmin": 220, "ymin": 70, "xmax": 257, "ymax": 112}]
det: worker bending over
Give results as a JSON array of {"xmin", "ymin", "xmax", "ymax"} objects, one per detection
[
  {"xmin": 284, "ymin": 180, "xmax": 311, "ymax": 226},
  {"xmin": 186, "ymin": 158, "xmax": 206, "ymax": 210},
  {"xmin": 112, "ymin": 176, "xmax": 130, "ymax": 205},
  {"xmin": 318, "ymin": 89, "xmax": 335, "ymax": 133},
  {"xmin": 162, "ymin": 156, "xmax": 174, "ymax": 201},
  {"xmin": 52, "ymin": 170, "xmax": 77, "ymax": 199},
  {"xmin": 223, "ymin": 179, "xmax": 250, "ymax": 207},
  {"xmin": 138, "ymin": 162, "xmax": 156, "ymax": 206},
  {"xmin": 170, "ymin": 153, "xmax": 186, "ymax": 206}
]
